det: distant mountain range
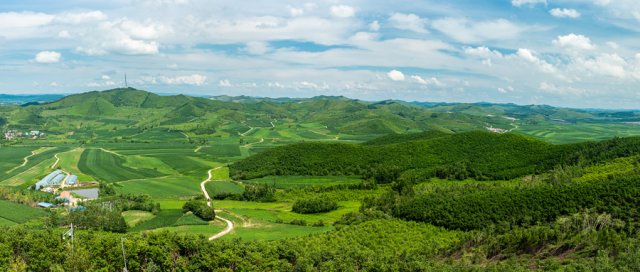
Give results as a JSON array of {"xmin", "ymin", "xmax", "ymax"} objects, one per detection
[
  {"xmin": 0, "ymin": 94, "xmax": 65, "ymax": 106},
  {"xmin": 0, "ymin": 88, "xmax": 638, "ymax": 141}
]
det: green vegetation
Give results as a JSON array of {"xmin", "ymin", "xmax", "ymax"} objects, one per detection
[
  {"xmin": 2, "ymin": 88, "xmax": 640, "ymax": 270},
  {"xmin": 292, "ymin": 198, "xmax": 339, "ymax": 214},
  {"xmin": 244, "ymin": 175, "xmax": 362, "ymax": 189},
  {"xmin": 0, "ymin": 200, "xmax": 46, "ymax": 224},
  {"xmin": 78, "ymin": 148, "xmax": 165, "ymax": 182},
  {"xmin": 182, "ymin": 200, "xmax": 215, "ymax": 221}
]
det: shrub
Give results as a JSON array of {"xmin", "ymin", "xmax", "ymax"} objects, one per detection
[
  {"xmin": 292, "ymin": 198, "xmax": 338, "ymax": 214},
  {"xmin": 182, "ymin": 200, "xmax": 216, "ymax": 221}
]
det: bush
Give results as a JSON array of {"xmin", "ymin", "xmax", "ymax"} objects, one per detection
[
  {"xmin": 289, "ymin": 219, "xmax": 307, "ymax": 226},
  {"xmin": 182, "ymin": 200, "xmax": 216, "ymax": 221},
  {"xmin": 292, "ymin": 198, "xmax": 338, "ymax": 214},
  {"xmin": 242, "ymin": 184, "xmax": 276, "ymax": 202}
]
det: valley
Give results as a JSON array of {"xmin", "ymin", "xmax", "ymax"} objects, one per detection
[{"xmin": 1, "ymin": 89, "xmax": 640, "ymax": 270}]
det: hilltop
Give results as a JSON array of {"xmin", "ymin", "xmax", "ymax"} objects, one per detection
[{"xmin": 1, "ymin": 88, "xmax": 639, "ymax": 144}]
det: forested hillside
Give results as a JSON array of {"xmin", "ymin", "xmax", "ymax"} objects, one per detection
[{"xmin": 230, "ymin": 131, "xmax": 640, "ymax": 181}]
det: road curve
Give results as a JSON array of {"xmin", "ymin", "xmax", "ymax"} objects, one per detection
[{"xmin": 200, "ymin": 167, "xmax": 234, "ymax": 240}]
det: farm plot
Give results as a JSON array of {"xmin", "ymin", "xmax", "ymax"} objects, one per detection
[
  {"xmin": 114, "ymin": 176, "xmax": 201, "ymax": 199},
  {"xmin": 0, "ymin": 146, "xmax": 37, "ymax": 174},
  {"xmin": 198, "ymin": 144, "xmax": 241, "ymax": 158},
  {"xmin": 78, "ymin": 148, "xmax": 165, "ymax": 182},
  {"xmin": 56, "ymin": 148, "xmax": 94, "ymax": 181},
  {"xmin": 0, "ymin": 146, "xmax": 69, "ymax": 185},
  {"xmin": 0, "ymin": 200, "xmax": 46, "ymax": 224},
  {"xmin": 150, "ymin": 154, "xmax": 218, "ymax": 178}
]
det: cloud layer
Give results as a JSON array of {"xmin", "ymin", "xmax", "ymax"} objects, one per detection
[{"xmin": 2, "ymin": 0, "xmax": 640, "ymax": 109}]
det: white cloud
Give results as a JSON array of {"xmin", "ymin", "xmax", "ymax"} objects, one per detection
[
  {"xmin": 0, "ymin": 12, "xmax": 53, "ymax": 29},
  {"xmin": 575, "ymin": 53, "xmax": 628, "ymax": 78},
  {"xmin": 512, "ymin": 0, "xmax": 547, "ymax": 7},
  {"xmin": 539, "ymin": 82, "xmax": 587, "ymax": 96},
  {"xmin": 463, "ymin": 46, "xmax": 503, "ymax": 58},
  {"xmin": 549, "ymin": 8, "xmax": 581, "ymax": 18},
  {"xmin": 0, "ymin": 12, "xmax": 53, "ymax": 39},
  {"xmin": 55, "ymin": 11, "xmax": 107, "ymax": 24},
  {"xmin": 289, "ymin": 7, "xmax": 304, "ymax": 17},
  {"xmin": 58, "ymin": 30, "xmax": 71, "ymax": 38},
  {"xmin": 158, "ymin": 74, "xmax": 207, "ymax": 85},
  {"xmin": 516, "ymin": 48, "xmax": 556, "ymax": 73},
  {"xmin": 411, "ymin": 75, "xmax": 443, "ymax": 86},
  {"xmin": 606, "ymin": 41, "xmax": 619, "ymax": 49},
  {"xmin": 433, "ymin": 18, "xmax": 524, "ymax": 43},
  {"xmin": 219, "ymin": 79, "xmax": 232, "ymax": 87},
  {"xmin": 108, "ymin": 37, "xmax": 159, "ymax": 55},
  {"xmin": 244, "ymin": 41, "xmax": 271, "ymax": 55},
  {"xmin": 387, "ymin": 70, "xmax": 405, "ymax": 81},
  {"xmin": 497, "ymin": 86, "xmax": 514, "ymax": 93},
  {"xmin": 553, "ymin": 33, "xmax": 595, "ymax": 50},
  {"xmin": 34, "ymin": 51, "xmax": 61, "ymax": 63},
  {"xmin": 369, "ymin": 20, "xmax": 380, "ymax": 31},
  {"xmin": 330, "ymin": 5, "xmax": 355, "ymax": 18},
  {"xmin": 389, "ymin": 13, "xmax": 428, "ymax": 33},
  {"xmin": 117, "ymin": 19, "xmax": 169, "ymax": 40}
]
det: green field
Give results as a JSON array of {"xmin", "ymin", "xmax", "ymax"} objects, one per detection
[
  {"xmin": 115, "ymin": 176, "xmax": 201, "ymax": 199},
  {"xmin": 514, "ymin": 122, "xmax": 640, "ymax": 144},
  {"xmin": 78, "ymin": 148, "xmax": 166, "ymax": 182},
  {"xmin": 0, "ymin": 200, "xmax": 46, "ymax": 224},
  {"xmin": 122, "ymin": 210, "xmax": 156, "ymax": 227}
]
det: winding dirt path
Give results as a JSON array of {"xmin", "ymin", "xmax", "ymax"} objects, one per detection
[
  {"xmin": 8, "ymin": 150, "xmax": 38, "ymax": 172},
  {"xmin": 51, "ymin": 153, "xmax": 60, "ymax": 169},
  {"xmin": 200, "ymin": 167, "xmax": 234, "ymax": 240}
]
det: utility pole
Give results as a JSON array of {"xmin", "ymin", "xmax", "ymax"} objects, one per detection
[{"xmin": 121, "ymin": 237, "xmax": 128, "ymax": 272}]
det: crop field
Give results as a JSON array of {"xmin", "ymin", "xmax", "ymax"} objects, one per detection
[
  {"xmin": 0, "ymin": 200, "xmax": 46, "ymax": 224},
  {"xmin": 122, "ymin": 210, "xmax": 156, "ymax": 227},
  {"xmin": 0, "ymin": 146, "xmax": 68, "ymax": 182},
  {"xmin": 205, "ymin": 181, "xmax": 244, "ymax": 196},
  {"xmin": 0, "ymin": 146, "xmax": 37, "ymax": 173},
  {"xmin": 55, "ymin": 148, "xmax": 94, "ymax": 181},
  {"xmin": 0, "ymin": 217, "xmax": 16, "ymax": 226},
  {"xmin": 244, "ymin": 175, "xmax": 362, "ymax": 189},
  {"xmin": 78, "ymin": 148, "xmax": 165, "ymax": 182},
  {"xmin": 115, "ymin": 176, "xmax": 201, "ymax": 199},
  {"xmin": 129, "ymin": 209, "xmax": 184, "ymax": 231},
  {"xmin": 514, "ymin": 122, "xmax": 640, "ymax": 144},
  {"xmin": 150, "ymin": 154, "xmax": 217, "ymax": 178},
  {"xmin": 0, "ymin": 157, "xmax": 56, "ymax": 187},
  {"xmin": 198, "ymin": 144, "xmax": 241, "ymax": 157}
]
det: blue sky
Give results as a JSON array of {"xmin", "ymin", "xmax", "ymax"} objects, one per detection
[{"xmin": 1, "ymin": 0, "xmax": 639, "ymax": 108}]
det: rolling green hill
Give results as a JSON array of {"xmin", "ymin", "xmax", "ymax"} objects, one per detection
[
  {"xmin": 1, "ymin": 88, "xmax": 640, "ymax": 144},
  {"xmin": 230, "ymin": 131, "xmax": 640, "ymax": 181}
]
